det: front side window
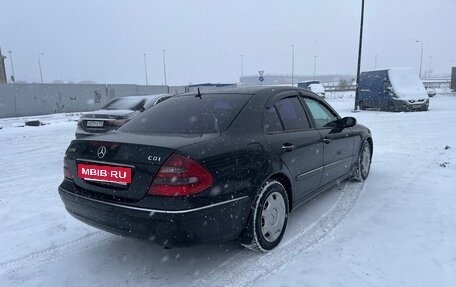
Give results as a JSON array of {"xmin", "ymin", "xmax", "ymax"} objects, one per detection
[
  {"xmin": 274, "ymin": 97, "xmax": 310, "ymax": 130},
  {"xmin": 303, "ymin": 97, "xmax": 338, "ymax": 128}
]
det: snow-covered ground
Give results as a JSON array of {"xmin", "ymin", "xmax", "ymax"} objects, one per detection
[{"xmin": 0, "ymin": 92, "xmax": 455, "ymax": 287}]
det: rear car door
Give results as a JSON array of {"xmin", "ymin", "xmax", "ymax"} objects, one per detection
[
  {"xmin": 301, "ymin": 95, "xmax": 355, "ymax": 186},
  {"xmin": 263, "ymin": 91, "xmax": 324, "ymax": 200}
]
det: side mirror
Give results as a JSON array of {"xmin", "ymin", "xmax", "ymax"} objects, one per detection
[
  {"xmin": 328, "ymin": 117, "xmax": 356, "ymax": 133},
  {"xmin": 340, "ymin": 116, "xmax": 357, "ymax": 128}
]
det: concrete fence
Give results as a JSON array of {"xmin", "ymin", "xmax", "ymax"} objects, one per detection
[{"xmin": 0, "ymin": 83, "xmax": 169, "ymax": 118}]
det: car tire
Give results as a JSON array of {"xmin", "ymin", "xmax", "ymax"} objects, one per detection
[
  {"xmin": 387, "ymin": 102, "xmax": 395, "ymax": 112},
  {"xmin": 351, "ymin": 141, "xmax": 372, "ymax": 182},
  {"xmin": 240, "ymin": 180, "xmax": 289, "ymax": 252}
]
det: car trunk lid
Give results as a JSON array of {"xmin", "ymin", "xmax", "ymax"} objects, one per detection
[{"xmin": 65, "ymin": 132, "xmax": 219, "ymax": 200}]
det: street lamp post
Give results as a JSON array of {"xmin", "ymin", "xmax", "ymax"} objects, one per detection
[
  {"xmin": 38, "ymin": 53, "xmax": 44, "ymax": 83},
  {"xmin": 416, "ymin": 40, "xmax": 424, "ymax": 78},
  {"xmin": 240, "ymin": 54, "xmax": 244, "ymax": 78},
  {"xmin": 313, "ymin": 55, "xmax": 317, "ymax": 80},
  {"xmin": 427, "ymin": 55, "xmax": 432, "ymax": 77},
  {"xmin": 8, "ymin": 51, "xmax": 16, "ymax": 83},
  {"xmin": 291, "ymin": 44, "xmax": 294, "ymax": 86},
  {"xmin": 162, "ymin": 50, "xmax": 167, "ymax": 86},
  {"xmin": 143, "ymin": 53, "xmax": 148, "ymax": 85},
  {"xmin": 374, "ymin": 54, "xmax": 378, "ymax": 69}
]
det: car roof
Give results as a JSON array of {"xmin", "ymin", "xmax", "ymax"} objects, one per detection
[{"xmin": 178, "ymin": 86, "xmax": 319, "ymax": 97}]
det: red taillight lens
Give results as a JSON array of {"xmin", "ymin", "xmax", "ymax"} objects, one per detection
[
  {"xmin": 63, "ymin": 159, "xmax": 72, "ymax": 179},
  {"xmin": 148, "ymin": 154, "xmax": 213, "ymax": 196}
]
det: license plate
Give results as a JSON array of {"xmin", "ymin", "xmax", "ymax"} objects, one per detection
[
  {"xmin": 86, "ymin": 120, "xmax": 104, "ymax": 127},
  {"xmin": 412, "ymin": 105, "xmax": 422, "ymax": 109},
  {"xmin": 77, "ymin": 164, "xmax": 132, "ymax": 184}
]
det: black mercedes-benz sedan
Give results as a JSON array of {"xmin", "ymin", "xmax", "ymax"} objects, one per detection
[{"xmin": 59, "ymin": 86, "xmax": 373, "ymax": 251}]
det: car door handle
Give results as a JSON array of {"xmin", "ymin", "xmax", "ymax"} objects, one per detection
[
  {"xmin": 323, "ymin": 138, "xmax": 332, "ymax": 144},
  {"xmin": 281, "ymin": 143, "xmax": 295, "ymax": 151}
]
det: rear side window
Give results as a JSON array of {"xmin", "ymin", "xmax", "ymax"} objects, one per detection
[
  {"xmin": 121, "ymin": 94, "xmax": 251, "ymax": 134},
  {"xmin": 275, "ymin": 97, "xmax": 310, "ymax": 130},
  {"xmin": 263, "ymin": 106, "xmax": 283, "ymax": 133}
]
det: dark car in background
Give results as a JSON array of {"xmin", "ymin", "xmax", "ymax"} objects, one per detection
[
  {"xmin": 59, "ymin": 87, "xmax": 373, "ymax": 251},
  {"xmin": 75, "ymin": 94, "xmax": 172, "ymax": 138}
]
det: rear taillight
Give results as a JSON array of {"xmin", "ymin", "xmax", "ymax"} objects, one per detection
[
  {"xmin": 148, "ymin": 154, "xmax": 213, "ymax": 196},
  {"xmin": 63, "ymin": 159, "xmax": 73, "ymax": 179}
]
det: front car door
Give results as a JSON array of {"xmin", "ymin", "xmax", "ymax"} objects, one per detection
[
  {"xmin": 263, "ymin": 91, "xmax": 324, "ymax": 201},
  {"xmin": 300, "ymin": 95, "xmax": 355, "ymax": 186}
]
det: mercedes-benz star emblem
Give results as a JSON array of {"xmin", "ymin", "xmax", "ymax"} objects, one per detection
[{"xmin": 97, "ymin": 146, "xmax": 107, "ymax": 159}]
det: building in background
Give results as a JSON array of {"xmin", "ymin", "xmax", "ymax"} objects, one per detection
[
  {"xmin": 0, "ymin": 48, "xmax": 7, "ymax": 84},
  {"xmin": 187, "ymin": 83, "xmax": 236, "ymax": 92},
  {"xmin": 239, "ymin": 74, "xmax": 354, "ymax": 86}
]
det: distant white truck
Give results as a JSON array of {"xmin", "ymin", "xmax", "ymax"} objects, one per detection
[{"xmin": 297, "ymin": 80, "xmax": 326, "ymax": 99}]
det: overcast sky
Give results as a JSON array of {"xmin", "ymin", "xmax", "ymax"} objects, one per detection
[{"xmin": 1, "ymin": 0, "xmax": 455, "ymax": 85}]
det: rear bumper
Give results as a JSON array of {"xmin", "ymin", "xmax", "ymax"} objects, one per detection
[
  {"xmin": 75, "ymin": 125, "xmax": 115, "ymax": 139},
  {"xmin": 59, "ymin": 185, "xmax": 251, "ymax": 247}
]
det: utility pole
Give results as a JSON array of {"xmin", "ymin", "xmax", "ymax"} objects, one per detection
[
  {"xmin": 38, "ymin": 53, "xmax": 44, "ymax": 83},
  {"xmin": 313, "ymin": 55, "xmax": 317, "ymax": 80},
  {"xmin": 240, "ymin": 54, "xmax": 244, "ymax": 78},
  {"xmin": 353, "ymin": 0, "xmax": 365, "ymax": 111},
  {"xmin": 8, "ymin": 51, "xmax": 16, "ymax": 83},
  {"xmin": 416, "ymin": 40, "xmax": 424, "ymax": 78},
  {"xmin": 374, "ymin": 54, "xmax": 378, "ymax": 69},
  {"xmin": 162, "ymin": 49, "xmax": 167, "ymax": 86},
  {"xmin": 291, "ymin": 44, "xmax": 294, "ymax": 86},
  {"xmin": 427, "ymin": 55, "xmax": 432, "ymax": 77},
  {"xmin": 143, "ymin": 53, "xmax": 148, "ymax": 85}
]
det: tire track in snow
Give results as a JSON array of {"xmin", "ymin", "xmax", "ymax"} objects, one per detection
[
  {"xmin": 190, "ymin": 181, "xmax": 366, "ymax": 287},
  {"xmin": 0, "ymin": 231, "xmax": 115, "ymax": 273}
]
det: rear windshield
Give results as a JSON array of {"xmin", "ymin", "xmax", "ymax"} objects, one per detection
[
  {"xmin": 120, "ymin": 93, "xmax": 251, "ymax": 134},
  {"xmin": 103, "ymin": 98, "xmax": 146, "ymax": 110}
]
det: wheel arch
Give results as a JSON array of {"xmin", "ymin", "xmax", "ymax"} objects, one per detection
[{"xmin": 268, "ymin": 172, "xmax": 293, "ymax": 212}]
